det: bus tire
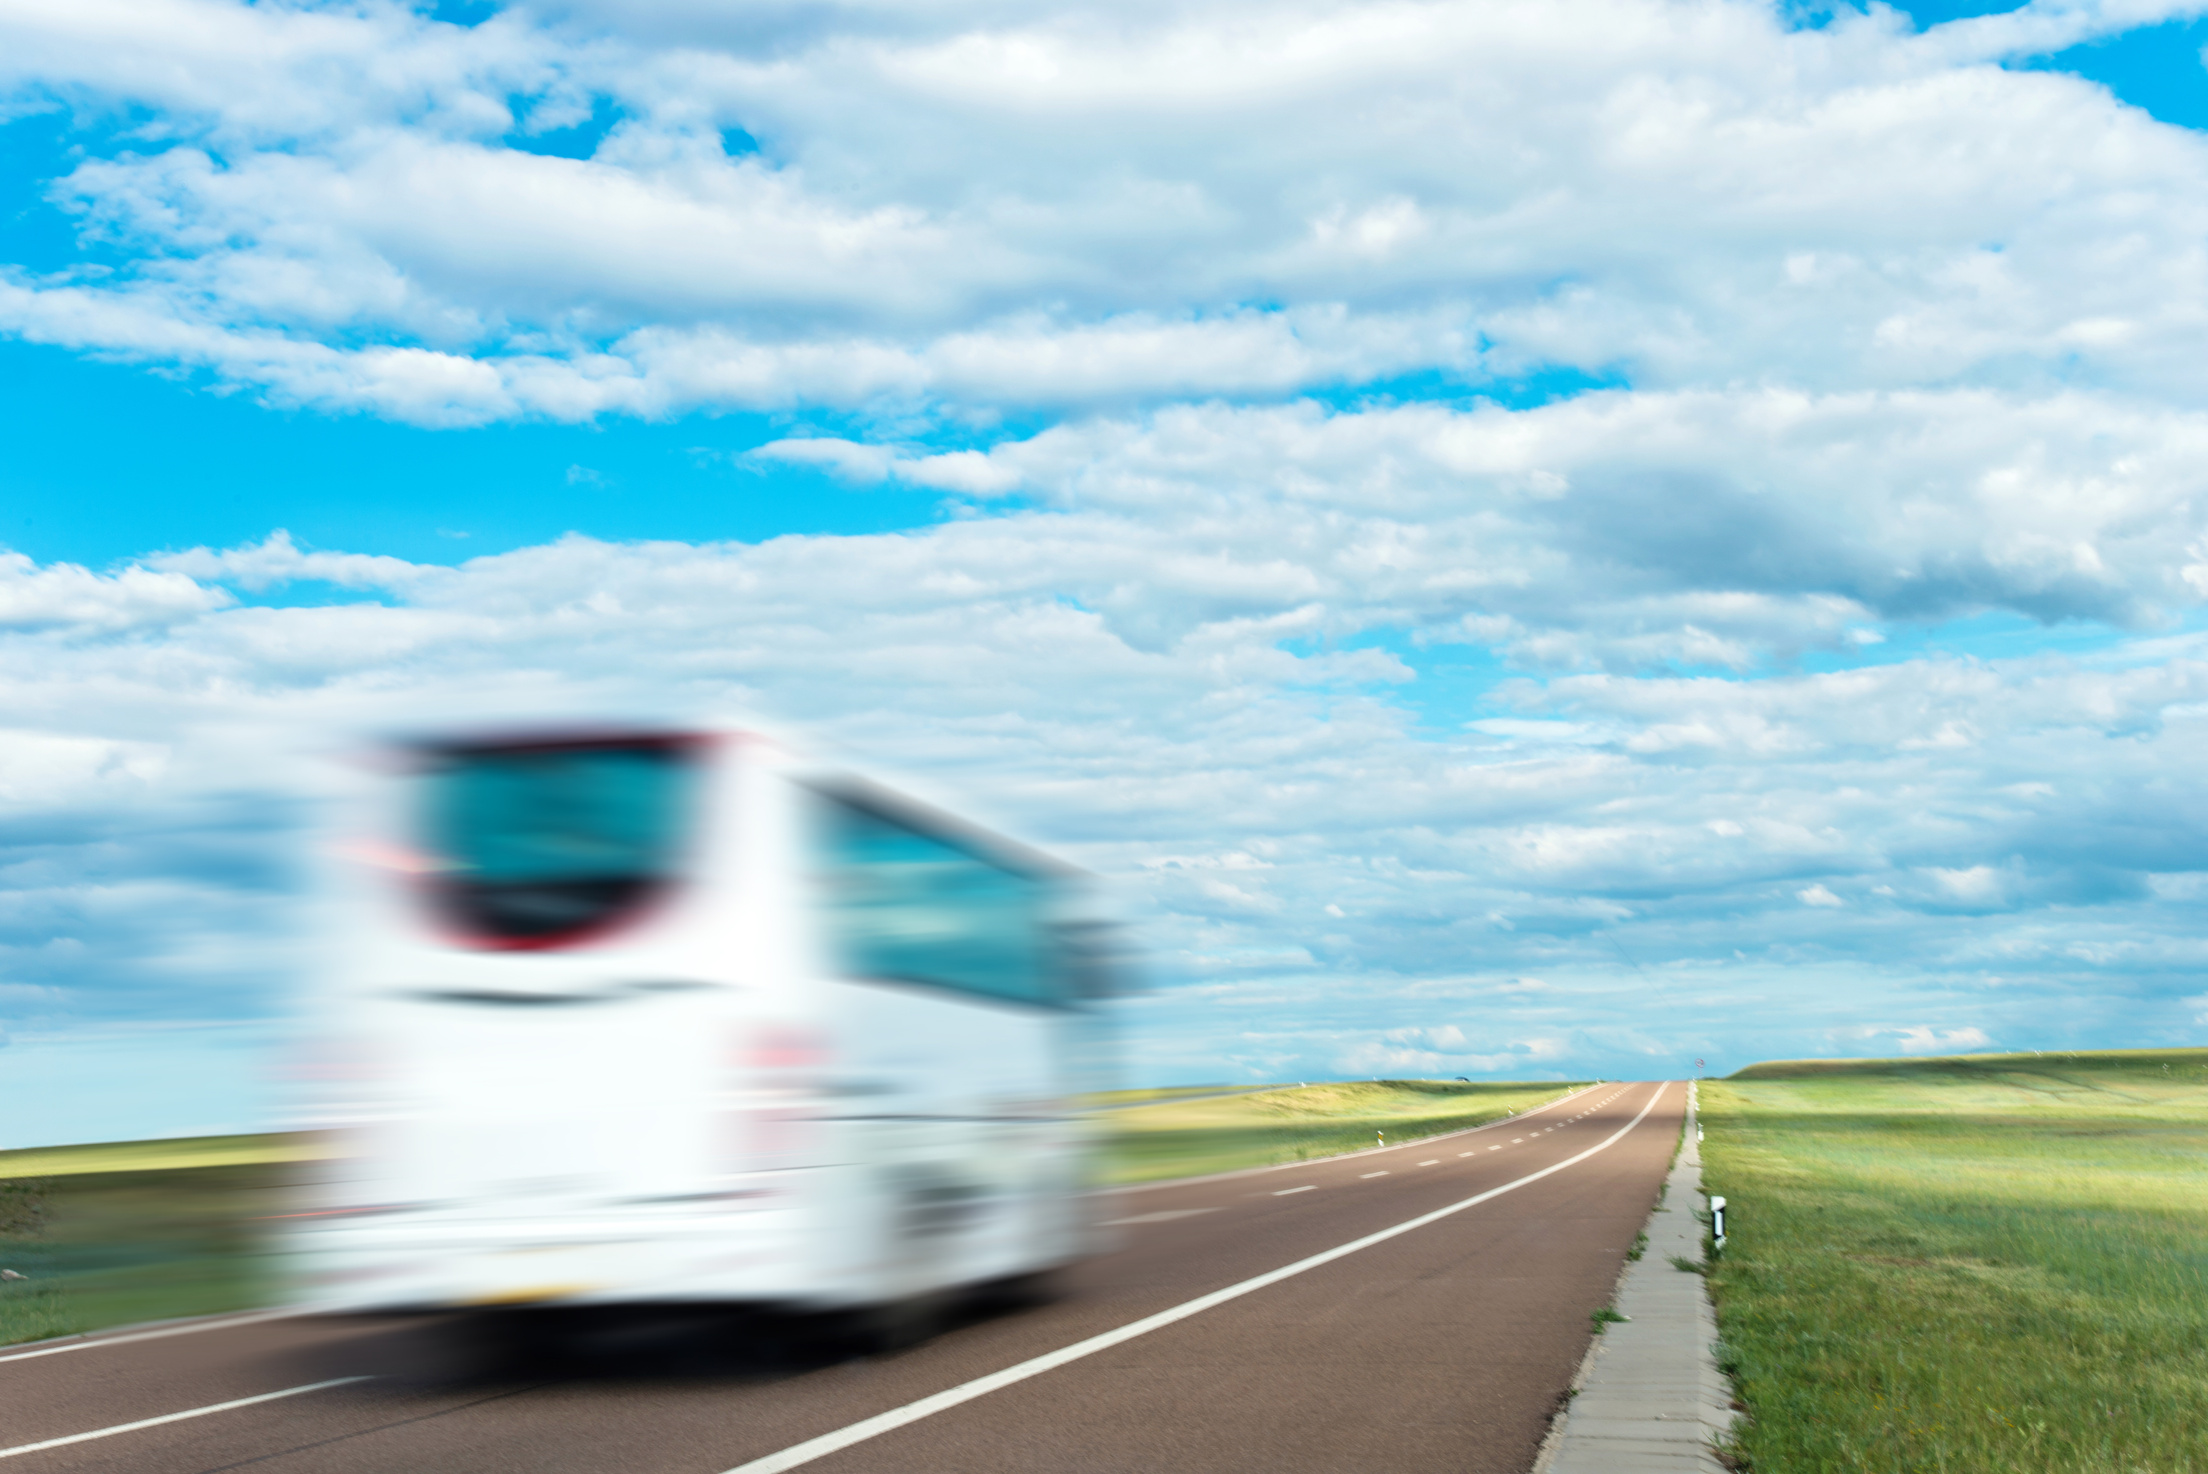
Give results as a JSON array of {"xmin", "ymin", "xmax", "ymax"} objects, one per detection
[
  {"xmin": 976, "ymin": 1266, "xmax": 1068, "ymax": 1312},
  {"xmin": 846, "ymin": 1292, "xmax": 947, "ymax": 1353}
]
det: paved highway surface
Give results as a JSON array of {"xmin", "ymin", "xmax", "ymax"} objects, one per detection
[{"xmin": 1, "ymin": 1080, "xmax": 1681, "ymax": 1474}]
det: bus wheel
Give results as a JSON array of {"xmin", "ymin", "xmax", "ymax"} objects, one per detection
[
  {"xmin": 447, "ymin": 1309, "xmax": 563, "ymax": 1375},
  {"xmin": 848, "ymin": 1292, "xmax": 947, "ymax": 1354},
  {"xmin": 975, "ymin": 1267, "xmax": 1068, "ymax": 1313}
]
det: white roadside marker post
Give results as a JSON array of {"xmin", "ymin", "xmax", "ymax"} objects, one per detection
[{"xmin": 1710, "ymin": 1195, "xmax": 1728, "ymax": 1252}]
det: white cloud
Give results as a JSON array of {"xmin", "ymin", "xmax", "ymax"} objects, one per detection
[
  {"xmin": 8, "ymin": 0, "xmax": 2208, "ymax": 1105},
  {"xmin": 6, "ymin": 0, "xmax": 2208, "ymax": 419},
  {"xmin": 1385, "ymin": 1023, "xmax": 1467, "ymax": 1050},
  {"xmin": 1335, "ymin": 1032, "xmax": 1568, "ymax": 1077},
  {"xmin": 1894, "ymin": 1025, "xmax": 1995, "ymax": 1055},
  {"xmin": 0, "ymin": 551, "xmax": 231, "ymax": 630},
  {"xmin": 0, "ymin": 730, "xmax": 167, "ymax": 804},
  {"xmin": 2, "ymin": 506, "xmax": 2203, "ymax": 1083},
  {"xmin": 149, "ymin": 531, "xmax": 434, "ymax": 594},
  {"xmin": 1930, "ymin": 865, "xmax": 2007, "ymax": 906}
]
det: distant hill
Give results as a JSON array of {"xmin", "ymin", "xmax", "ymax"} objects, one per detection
[{"xmin": 1730, "ymin": 1046, "xmax": 2208, "ymax": 1080}]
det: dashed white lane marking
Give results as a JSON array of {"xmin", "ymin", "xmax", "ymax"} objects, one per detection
[
  {"xmin": 1105, "ymin": 1208, "xmax": 1220, "ymax": 1226},
  {"xmin": 1418, "ymin": 1160, "xmax": 1439, "ymax": 1166},
  {"xmin": 1488, "ymin": 1146, "xmax": 1501, "ymax": 1151},
  {"xmin": 717, "ymin": 1083, "xmax": 1671, "ymax": 1474},
  {"xmin": 1512, "ymin": 1138, "xmax": 1524, "ymax": 1143},
  {"xmin": 1109, "ymin": 1081, "xmax": 1603, "ymax": 1200},
  {"xmin": 1459, "ymin": 1152, "xmax": 1475, "ymax": 1158},
  {"xmin": 0, "ymin": 1310, "xmax": 295, "ymax": 1364},
  {"xmin": 1272, "ymin": 1186, "xmax": 1316, "ymax": 1196},
  {"xmin": 0, "ymin": 1378, "xmax": 367, "ymax": 1462},
  {"xmin": 1359, "ymin": 1171, "xmax": 1389, "ymax": 1179}
]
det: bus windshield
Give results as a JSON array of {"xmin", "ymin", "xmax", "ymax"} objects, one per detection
[{"xmin": 418, "ymin": 740, "xmax": 695, "ymax": 944}]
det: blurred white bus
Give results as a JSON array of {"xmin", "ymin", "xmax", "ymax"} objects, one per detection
[{"xmin": 286, "ymin": 728, "xmax": 1111, "ymax": 1338}]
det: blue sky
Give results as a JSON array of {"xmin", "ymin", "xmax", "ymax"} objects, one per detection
[{"xmin": 5, "ymin": 0, "xmax": 2208, "ymax": 1145}]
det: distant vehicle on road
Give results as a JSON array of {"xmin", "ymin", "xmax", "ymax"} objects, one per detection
[{"xmin": 285, "ymin": 726, "xmax": 1112, "ymax": 1339}]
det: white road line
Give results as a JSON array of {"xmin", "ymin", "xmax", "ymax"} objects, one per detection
[
  {"xmin": 717, "ymin": 1083, "xmax": 1671, "ymax": 1474},
  {"xmin": 1512, "ymin": 1138, "xmax": 1524, "ymax": 1143},
  {"xmin": 0, "ymin": 1378, "xmax": 367, "ymax": 1461},
  {"xmin": 1271, "ymin": 1186, "xmax": 1315, "ymax": 1196},
  {"xmin": 1359, "ymin": 1171, "xmax": 1388, "ymax": 1179},
  {"xmin": 0, "ymin": 1309, "xmax": 296, "ymax": 1364},
  {"xmin": 1459, "ymin": 1152, "xmax": 1474, "ymax": 1158},
  {"xmin": 1488, "ymin": 1146, "xmax": 1501, "ymax": 1151},
  {"xmin": 1104, "ymin": 1208, "xmax": 1220, "ymax": 1226},
  {"xmin": 1418, "ymin": 1160, "xmax": 1439, "ymax": 1166},
  {"xmin": 1113, "ymin": 1082, "xmax": 1603, "ymax": 1196}
]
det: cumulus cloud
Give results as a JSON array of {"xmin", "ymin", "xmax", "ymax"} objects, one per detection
[
  {"xmin": 7, "ymin": 0, "xmax": 2208, "ymax": 1094},
  {"xmin": 6, "ymin": 0, "xmax": 2208, "ymax": 419},
  {"xmin": 2, "ymin": 502, "xmax": 2204, "ymax": 1078},
  {"xmin": 149, "ymin": 531, "xmax": 435, "ymax": 594},
  {"xmin": 0, "ymin": 551, "xmax": 231, "ymax": 630},
  {"xmin": 1386, "ymin": 1024, "xmax": 1468, "ymax": 1051},
  {"xmin": 1336, "ymin": 1033, "xmax": 1568, "ymax": 1078},
  {"xmin": 1895, "ymin": 1025, "xmax": 1995, "ymax": 1055},
  {"xmin": 778, "ymin": 389, "xmax": 2208, "ymax": 649}
]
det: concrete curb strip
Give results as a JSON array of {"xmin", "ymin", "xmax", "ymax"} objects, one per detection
[{"xmin": 1533, "ymin": 1082, "xmax": 1738, "ymax": 1474}]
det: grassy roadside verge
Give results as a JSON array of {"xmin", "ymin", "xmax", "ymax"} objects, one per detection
[
  {"xmin": 1101, "ymin": 1078, "xmax": 1589, "ymax": 1185},
  {"xmin": 0, "ymin": 1163, "xmax": 289, "ymax": 1348},
  {"xmin": 1700, "ymin": 1049, "xmax": 2208, "ymax": 1472},
  {"xmin": 0, "ymin": 1134, "xmax": 324, "ymax": 1347}
]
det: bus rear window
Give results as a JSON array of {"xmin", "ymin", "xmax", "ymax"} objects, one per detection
[{"xmin": 417, "ymin": 741, "xmax": 695, "ymax": 946}]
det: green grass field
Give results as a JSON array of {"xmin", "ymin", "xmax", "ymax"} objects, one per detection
[
  {"xmin": 0, "ymin": 1162, "xmax": 290, "ymax": 1348},
  {"xmin": 1702, "ymin": 1049, "xmax": 2208, "ymax": 1472},
  {"xmin": 0, "ymin": 1134, "xmax": 326, "ymax": 1347},
  {"xmin": 1100, "ymin": 1078, "xmax": 1587, "ymax": 1184}
]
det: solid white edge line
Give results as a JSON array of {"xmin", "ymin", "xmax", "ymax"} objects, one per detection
[
  {"xmin": 0, "ymin": 1309, "xmax": 296, "ymax": 1364},
  {"xmin": 0, "ymin": 1377, "xmax": 368, "ymax": 1461},
  {"xmin": 718, "ymin": 1082, "xmax": 1673, "ymax": 1474}
]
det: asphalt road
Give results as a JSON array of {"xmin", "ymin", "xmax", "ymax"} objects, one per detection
[{"xmin": 0, "ymin": 1080, "xmax": 1681, "ymax": 1474}]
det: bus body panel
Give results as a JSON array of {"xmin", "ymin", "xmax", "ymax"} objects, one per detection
[{"xmin": 285, "ymin": 733, "xmax": 1103, "ymax": 1317}]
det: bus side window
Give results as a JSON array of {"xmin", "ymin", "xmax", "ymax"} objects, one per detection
[{"xmin": 817, "ymin": 797, "xmax": 1056, "ymax": 1007}]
